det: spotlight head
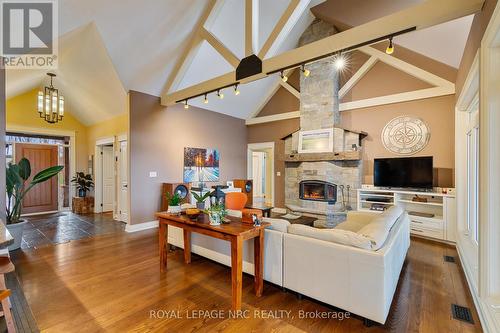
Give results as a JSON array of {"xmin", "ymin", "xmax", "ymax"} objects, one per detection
[
  {"xmin": 184, "ymin": 100, "xmax": 189, "ymax": 109},
  {"xmin": 301, "ymin": 64, "xmax": 310, "ymax": 77},
  {"xmin": 234, "ymin": 84, "xmax": 240, "ymax": 95},
  {"xmin": 386, "ymin": 37, "xmax": 394, "ymax": 55},
  {"xmin": 204, "ymin": 94, "xmax": 208, "ymax": 104},
  {"xmin": 334, "ymin": 55, "xmax": 346, "ymax": 70},
  {"xmin": 280, "ymin": 71, "xmax": 288, "ymax": 82},
  {"xmin": 217, "ymin": 90, "xmax": 224, "ymax": 99}
]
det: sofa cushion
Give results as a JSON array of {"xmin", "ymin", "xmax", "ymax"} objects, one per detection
[
  {"xmin": 263, "ymin": 218, "xmax": 290, "ymax": 233},
  {"xmin": 357, "ymin": 222, "xmax": 389, "ymax": 251},
  {"xmin": 369, "ymin": 206, "xmax": 404, "ymax": 232},
  {"xmin": 288, "ymin": 224, "xmax": 372, "ymax": 250},
  {"xmin": 335, "ymin": 211, "xmax": 376, "ymax": 232}
]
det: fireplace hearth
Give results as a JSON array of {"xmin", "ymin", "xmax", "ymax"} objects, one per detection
[{"xmin": 300, "ymin": 180, "xmax": 337, "ymax": 203}]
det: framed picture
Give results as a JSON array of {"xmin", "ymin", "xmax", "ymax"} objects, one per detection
[
  {"xmin": 183, "ymin": 147, "xmax": 220, "ymax": 183},
  {"xmin": 298, "ymin": 128, "xmax": 334, "ymax": 153}
]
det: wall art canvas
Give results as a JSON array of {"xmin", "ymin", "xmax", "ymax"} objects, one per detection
[{"xmin": 183, "ymin": 147, "xmax": 220, "ymax": 183}]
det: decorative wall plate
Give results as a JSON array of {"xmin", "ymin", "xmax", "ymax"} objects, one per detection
[{"xmin": 382, "ymin": 116, "xmax": 430, "ymax": 155}]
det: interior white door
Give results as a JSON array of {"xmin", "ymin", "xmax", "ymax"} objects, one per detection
[
  {"xmin": 119, "ymin": 140, "xmax": 128, "ymax": 222},
  {"xmin": 252, "ymin": 152, "xmax": 264, "ymax": 199},
  {"xmin": 102, "ymin": 145, "xmax": 115, "ymax": 212}
]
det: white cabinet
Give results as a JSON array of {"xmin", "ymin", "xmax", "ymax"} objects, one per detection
[{"xmin": 357, "ymin": 188, "xmax": 456, "ymax": 243}]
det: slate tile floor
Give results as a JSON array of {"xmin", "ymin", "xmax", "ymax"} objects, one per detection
[{"xmin": 20, "ymin": 212, "xmax": 126, "ymax": 250}]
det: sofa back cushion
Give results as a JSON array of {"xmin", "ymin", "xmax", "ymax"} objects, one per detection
[
  {"xmin": 380, "ymin": 206, "xmax": 404, "ymax": 230},
  {"xmin": 288, "ymin": 224, "xmax": 372, "ymax": 250},
  {"xmin": 263, "ymin": 218, "xmax": 290, "ymax": 233}
]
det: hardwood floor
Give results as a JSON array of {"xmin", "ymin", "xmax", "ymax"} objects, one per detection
[{"xmin": 10, "ymin": 230, "xmax": 482, "ymax": 332}]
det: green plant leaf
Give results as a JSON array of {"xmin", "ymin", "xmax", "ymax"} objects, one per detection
[
  {"xmin": 31, "ymin": 165, "xmax": 64, "ymax": 185},
  {"xmin": 18, "ymin": 158, "xmax": 31, "ymax": 181}
]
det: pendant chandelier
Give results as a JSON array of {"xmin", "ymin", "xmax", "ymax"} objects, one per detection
[{"xmin": 37, "ymin": 73, "xmax": 64, "ymax": 124}]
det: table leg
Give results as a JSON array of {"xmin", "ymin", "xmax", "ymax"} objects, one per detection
[
  {"xmin": 159, "ymin": 221, "xmax": 168, "ymax": 273},
  {"xmin": 254, "ymin": 230, "xmax": 264, "ymax": 297},
  {"xmin": 230, "ymin": 236, "xmax": 243, "ymax": 311},
  {"xmin": 183, "ymin": 229, "xmax": 191, "ymax": 264}
]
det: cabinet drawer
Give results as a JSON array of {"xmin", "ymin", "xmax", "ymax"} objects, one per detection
[
  {"xmin": 410, "ymin": 225, "xmax": 444, "ymax": 240},
  {"xmin": 410, "ymin": 217, "xmax": 443, "ymax": 230}
]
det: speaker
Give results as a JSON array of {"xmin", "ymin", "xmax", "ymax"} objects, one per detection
[
  {"xmin": 233, "ymin": 179, "xmax": 253, "ymax": 206},
  {"xmin": 161, "ymin": 183, "xmax": 191, "ymax": 211}
]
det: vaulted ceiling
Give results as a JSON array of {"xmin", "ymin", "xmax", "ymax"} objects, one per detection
[{"xmin": 5, "ymin": 0, "xmax": 476, "ymax": 125}]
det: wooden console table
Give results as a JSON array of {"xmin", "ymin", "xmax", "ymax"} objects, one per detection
[{"xmin": 156, "ymin": 212, "xmax": 270, "ymax": 311}]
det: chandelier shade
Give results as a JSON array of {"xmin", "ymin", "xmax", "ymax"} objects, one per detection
[{"xmin": 38, "ymin": 73, "xmax": 64, "ymax": 124}]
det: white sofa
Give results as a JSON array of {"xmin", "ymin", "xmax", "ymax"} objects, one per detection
[
  {"xmin": 166, "ymin": 207, "xmax": 409, "ymax": 324},
  {"xmin": 283, "ymin": 208, "xmax": 410, "ymax": 324}
]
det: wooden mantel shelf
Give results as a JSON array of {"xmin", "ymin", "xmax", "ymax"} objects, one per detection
[{"xmin": 282, "ymin": 151, "xmax": 361, "ymax": 162}]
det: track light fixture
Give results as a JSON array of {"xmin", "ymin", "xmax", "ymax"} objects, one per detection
[
  {"xmin": 280, "ymin": 71, "xmax": 288, "ymax": 82},
  {"xmin": 334, "ymin": 53, "xmax": 346, "ymax": 70},
  {"xmin": 386, "ymin": 37, "xmax": 394, "ymax": 55},
  {"xmin": 217, "ymin": 89, "xmax": 224, "ymax": 99},
  {"xmin": 301, "ymin": 64, "xmax": 310, "ymax": 77},
  {"xmin": 204, "ymin": 94, "xmax": 208, "ymax": 104},
  {"xmin": 234, "ymin": 84, "xmax": 240, "ymax": 95},
  {"xmin": 184, "ymin": 100, "xmax": 189, "ymax": 109}
]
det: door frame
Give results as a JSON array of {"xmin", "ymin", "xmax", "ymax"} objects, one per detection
[
  {"xmin": 117, "ymin": 134, "xmax": 128, "ymax": 222},
  {"xmin": 94, "ymin": 137, "xmax": 115, "ymax": 215},
  {"xmin": 247, "ymin": 142, "xmax": 275, "ymax": 206},
  {"xmin": 6, "ymin": 125, "xmax": 76, "ymax": 212}
]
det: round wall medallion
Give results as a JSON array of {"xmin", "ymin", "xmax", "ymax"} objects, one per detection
[{"xmin": 381, "ymin": 116, "xmax": 430, "ymax": 155}]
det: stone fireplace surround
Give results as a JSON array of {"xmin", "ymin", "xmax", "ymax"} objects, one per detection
[{"xmin": 284, "ymin": 19, "xmax": 364, "ymax": 219}]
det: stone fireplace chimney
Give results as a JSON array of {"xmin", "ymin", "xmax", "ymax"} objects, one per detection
[{"xmin": 283, "ymin": 19, "xmax": 366, "ymax": 222}]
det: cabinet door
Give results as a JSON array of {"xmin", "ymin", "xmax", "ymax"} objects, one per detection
[{"xmin": 444, "ymin": 197, "xmax": 457, "ymax": 242}]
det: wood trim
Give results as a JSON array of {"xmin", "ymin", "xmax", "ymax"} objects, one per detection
[
  {"xmin": 257, "ymin": 0, "xmax": 302, "ymax": 59},
  {"xmin": 339, "ymin": 86, "xmax": 455, "ymax": 111},
  {"xmin": 163, "ymin": 0, "xmax": 480, "ymax": 106},
  {"xmin": 359, "ymin": 46, "xmax": 455, "ymax": 89},
  {"xmin": 200, "ymin": 28, "xmax": 240, "ymax": 68},
  {"xmin": 279, "ymin": 80, "xmax": 300, "ymax": 99},
  {"xmin": 161, "ymin": 0, "xmax": 223, "ymax": 94},
  {"xmin": 245, "ymin": 111, "xmax": 300, "ymax": 125},
  {"xmin": 339, "ymin": 56, "xmax": 377, "ymax": 98},
  {"xmin": 245, "ymin": 0, "xmax": 259, "ymax": 56}
]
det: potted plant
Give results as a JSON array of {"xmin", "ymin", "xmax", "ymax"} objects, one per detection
[
  {"xmin": 166, "ymin": 192, "xmax": 182, "ymax": 214},
  {"xmin": 204, "ymin": 197, "xmax": 228, "ymax": 226},
  {"xmin": 192, "ymin": 190, "xmax": 212, "ymax": 210},
  {"xmin": 71, "ymin": 172, "xmax": 94, "ymax": 197},
  {"xmin": 6, "ymin": 158, "xmax": 63, "ymax": 250}
]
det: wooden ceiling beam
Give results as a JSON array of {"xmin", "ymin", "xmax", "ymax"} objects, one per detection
[
  {"xmin": 162, "ymin": 0, "xmax": 484, "ymax": 106},
  {"xmin": 200, "ymin": 28, "xmax": 240, "ymax": 68},
  {"xmin": 245, "ymin": 0, "xmax": 259, "ymax": 56}
]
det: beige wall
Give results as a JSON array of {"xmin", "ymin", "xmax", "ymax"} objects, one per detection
[
  {"xmin": 129, "ymin": 91, "xmax": 247, "ymax": 225},
  {"xmin": 341, "ymin": 95, "xmax": 455, "ymax": 186},
  {"xmin": 456, "ymin": 0, "xmax": 498, "ymax": 98}
]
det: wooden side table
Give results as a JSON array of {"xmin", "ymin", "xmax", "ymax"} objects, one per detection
[{"xmin": 72, "ymin": 197, "xmax": 94, "ymax": 214}]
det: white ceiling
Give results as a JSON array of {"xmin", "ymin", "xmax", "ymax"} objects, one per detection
[{"xmin": 5, "ymin": 0, "xmax": 476, "ymax": 124}]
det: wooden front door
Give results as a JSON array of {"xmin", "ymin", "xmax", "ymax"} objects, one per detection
[{"xmin": 15, "ymin": 143, "xmax": 59, "ymax": 214}]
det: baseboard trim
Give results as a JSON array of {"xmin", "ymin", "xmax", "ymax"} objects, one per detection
[{"xmin": 125, "ymin": 220, "xmax": 158, "ymax": 233}]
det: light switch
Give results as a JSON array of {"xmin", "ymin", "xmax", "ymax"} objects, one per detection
[
  {"xmin": 276, "ymin": 172, "xmax": 281, "ymax": 176},
  {"xmin": 149, "ymin": 171, "xmax": 157, "ymax": 178}
]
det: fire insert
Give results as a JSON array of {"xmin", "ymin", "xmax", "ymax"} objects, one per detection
[{"xmin": 299, "ymin": 180, "xmax": 337, "ymax": 203}]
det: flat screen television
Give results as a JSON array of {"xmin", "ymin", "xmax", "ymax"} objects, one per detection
[{"xmin": 374, "ymin": 156, "xmax": 433, "ymax": 189}]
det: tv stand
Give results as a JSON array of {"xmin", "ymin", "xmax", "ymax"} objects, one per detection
[{"xmin": 357, "ymin": 188, "xmax": 456, "ymax": 243}]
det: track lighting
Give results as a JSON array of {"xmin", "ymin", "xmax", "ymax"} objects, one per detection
[
  {"xmin": 301, "ymin": 64, "xmax": 310, "ymax": 77},
  {"xmin": 234, "ymin": 84, "xmax": 240, "ymax": 96},
  {"xmin": 386, "ymin": 37, "xmax": 394, "ymax": 55},
  {"xmin": 334, "ymin": 53, "xmax": 346, "ymax": 70},
  {"xmin": 204, "ymin": 94, "xmax": 208, "ymax": 104},
  {"xmin": 280, "ymin": 71, "xmax": 288, "ymax": 82},
  {"xmin": 184, "ymin": 100, "xmax": 189, "ymax": 109},
  {"xmin": 217, "ymin": 90, "xmax": 224, "ymax": 99}
]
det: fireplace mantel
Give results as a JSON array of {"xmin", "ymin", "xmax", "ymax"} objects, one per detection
[{"xmin": 282, "ymin": 151, "xmax": 361, "ymax": 163}]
